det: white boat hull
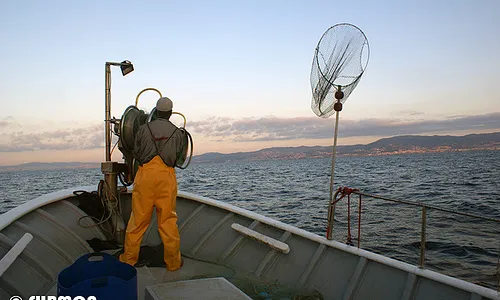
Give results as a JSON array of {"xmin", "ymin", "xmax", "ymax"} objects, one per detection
[{"xmin": 0, "ymin": 185, "xmax": 498, "ymax": 299}]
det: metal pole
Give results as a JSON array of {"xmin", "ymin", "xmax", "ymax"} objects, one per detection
[
  {"xmin": 329, "ymin": 109, "xmax": 340, "ymax": 204},
  {"xmin": 420, "ymin": 206, "xmax": 427, "ymax": 268},
  {"xmin": 327, "ymin": 88, "xmax": 343, "ymax": 241},
  {"xmin": 325, "ymin": 109, "xmax": 340, "ymax": 241},
  {"xmin": 103, "ymin": 61, "xmax": 129, "ymax": 245},
  {"xmin": 326, "ymin": 189, "xmax": 341, "ymax": 240},
  {"xmin": 358, "ymin": 194, "xmax": 362, "ymax": 248},
  {"xmin": 105, "ymin": 63, "xmax": 111, "ymax": 161}
]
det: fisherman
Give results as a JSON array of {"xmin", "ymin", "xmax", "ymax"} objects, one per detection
[{"xmin": 119, "ymin": 97, "xmax": 185, "ymax": 271}]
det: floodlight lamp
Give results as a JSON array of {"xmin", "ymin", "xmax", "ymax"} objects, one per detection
[{"xmin": 120, "ymin": 60, "xmax": 134, "ymax": 76}]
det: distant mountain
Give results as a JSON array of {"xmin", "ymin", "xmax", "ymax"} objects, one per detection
[
  {"xmin": 191, "ymin": 132, "xmax": 500, "ymax": 163},
  {"xmin": 357, "ymin": 132, "xmax": 500, "ymax": 155},
  {"xmin": 1, "ymin": 132, "xmax": 499, "ymax": 170},
  {"xmin": 367, "ymin": 132, "xmax": 500, "ymax": 148},
  {"xmin": 191, "ymin": 146, "xmax": 334, "ymax": 163}
]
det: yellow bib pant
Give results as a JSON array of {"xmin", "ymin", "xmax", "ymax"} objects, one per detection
[{"xmin": 119, "ymin": 155, "xmax": 182, "ymax": 271}]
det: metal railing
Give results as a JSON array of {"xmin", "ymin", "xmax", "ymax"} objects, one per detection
[{"xmin": 326, "ymin": 187, "xmax": 500, "ymax": 268}]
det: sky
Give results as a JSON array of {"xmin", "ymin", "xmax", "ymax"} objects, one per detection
[{"xmin": 1, "ymin": 0, "xmax": 499, "ymax": 165}]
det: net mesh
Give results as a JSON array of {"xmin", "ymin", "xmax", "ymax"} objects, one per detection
[{"xmin": 310, "ymin": 23, "xmax": 370, "ymax": 118}]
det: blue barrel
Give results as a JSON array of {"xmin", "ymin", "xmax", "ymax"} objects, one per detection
[{"xmin": 57, "ymin": 252, "xmax": 137, "ymax": 300}]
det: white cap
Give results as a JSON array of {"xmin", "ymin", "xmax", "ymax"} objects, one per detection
[{"xmin": 156, "ymin": 97, "xmax": 173, "ymax": 112}]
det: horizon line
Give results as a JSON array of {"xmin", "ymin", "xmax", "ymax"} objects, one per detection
[{"xmin": 1, "ymin": 131, "xmax": 499, "ymax": 167}]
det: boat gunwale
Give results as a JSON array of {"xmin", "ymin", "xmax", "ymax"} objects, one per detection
[
  {"xmin": 0, "ymin": 185, "xmax": 94, "ymax": 232},
  {"xmin": 0, "ymin": 185, "xmax": 498, "ymax": 299}
]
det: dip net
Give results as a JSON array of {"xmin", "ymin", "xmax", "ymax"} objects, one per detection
[
  {"xmin": 310, "ymin": 23, "xmax": 370, "ymax": 118},
  {"xmin": 310, "ymin": 24, "xmax": 370, "ymax": 238}
]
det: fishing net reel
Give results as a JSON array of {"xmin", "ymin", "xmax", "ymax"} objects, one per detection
[{"xmin": 113, "ymin": 88, "xmax": 193, "ymax": 186}]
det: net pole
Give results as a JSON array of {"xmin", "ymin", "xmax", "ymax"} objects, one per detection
[
  {"xmin": 329, "ymin": 109, "xmax": 340, "ymax": 204},
  {"xmin": 329, "ymin": 88, "xmax": 344, "ymax": 205}
]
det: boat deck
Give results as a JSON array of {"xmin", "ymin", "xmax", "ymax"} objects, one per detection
[
  {"xmin": 42, "ymin": 253, "xmax": 299, "ymax": 299},
  {"xmin": 1, "ymin": 186, "xmax": 498, "ymax": 300}
]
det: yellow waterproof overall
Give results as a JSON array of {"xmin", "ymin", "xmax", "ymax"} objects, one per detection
[{"xmin": 119, "ymin": 155, "xmax": 182, "ymax": 271}]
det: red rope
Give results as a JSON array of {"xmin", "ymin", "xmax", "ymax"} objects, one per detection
[
  {"xmin": 328, "ymin": 187, "xmax": 359, "ymax": 244},
  {"xmin": 330, "ymin": 187, "xmax": 359, "ymax": 206}
]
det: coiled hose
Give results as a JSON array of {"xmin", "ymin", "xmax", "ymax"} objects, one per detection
[{"xmin": 176, "ymin": 127, "xmax": 193, "ymax": 169}]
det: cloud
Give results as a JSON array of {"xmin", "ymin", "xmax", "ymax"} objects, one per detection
[
  {"xmin": 187, "ymin": 112, "xmax": 500, "ymax": 142},
  {"xmin": 0, "ymin": 124, "xmax": 106, "ymax": 152},
  {"xmin": 1, "ymin": 112, "xmax": 499, "ymax": 152},
  {"xmin": 398, "ymin": 110, "xmax": 425, "ymax": 116},
  {"xmin": 0, "ymin": 116, "xmax": 15, "ymax": 128},
  {"xmin": 0, "ymin": 116, "xmax": 22, "ymax": 129}
]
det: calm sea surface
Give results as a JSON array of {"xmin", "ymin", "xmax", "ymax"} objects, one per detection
[{"xmin": 1, "ymin": 150, "xmax": 499, "ymax": 289}]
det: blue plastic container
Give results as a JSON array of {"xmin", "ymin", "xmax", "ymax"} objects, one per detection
[{"xmin": 57, "ymin": 252, "xmax": 137, "ymax": 300}]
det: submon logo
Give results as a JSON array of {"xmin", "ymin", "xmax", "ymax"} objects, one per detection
[{"xmin": 10, "ymin": 296, "xmax": 97, "ymax": 300}]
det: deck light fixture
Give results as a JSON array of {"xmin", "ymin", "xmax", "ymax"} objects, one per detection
[{"xmin": 120, "ymin": 60, "xmax": 134, "ymax": 76}]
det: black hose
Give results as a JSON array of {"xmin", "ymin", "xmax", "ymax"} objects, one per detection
[
  {"xmin": 118, "ymin": 171, "xmax": 133, "ymax": 186},
  {"xmin": 176, "ymin": 128, "xmax": 193, "ymax": 169}
]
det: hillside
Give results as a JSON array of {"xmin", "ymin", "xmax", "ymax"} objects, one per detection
[
  {"xmin": 1, "ymin": 132, "xmax": 499, "ymax": 170},
  {"xmin": 191, "ymin": 132, "xmax": 500, "ymax": 163}
]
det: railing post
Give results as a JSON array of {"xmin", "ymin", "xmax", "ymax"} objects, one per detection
[
  {"xmin": 357, "ymin": 194, "xmax": 362, "ymax": 248},
  {"xmin": 420, "ymin": 206, "xmax": 427, "ymax": 268}
]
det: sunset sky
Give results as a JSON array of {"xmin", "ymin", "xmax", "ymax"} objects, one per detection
[{"xmin": 1, "ymin": 0, "xmax": 499, "ymax": 166}]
